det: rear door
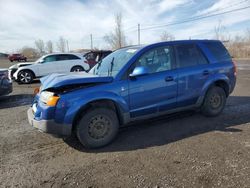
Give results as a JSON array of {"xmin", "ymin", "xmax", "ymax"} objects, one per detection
[
  {"xmin": 128, "ymin": 45, "xmax": 178, "ymax": 118},
  {"xmin": 175, "ymin": 43, "xmax": 212, "ymax": 107},
  {"xmin": 56, "ymin": 54, "xmax": 81, "ymax": 73}
]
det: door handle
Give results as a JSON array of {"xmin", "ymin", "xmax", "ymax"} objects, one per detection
[
  {"xmin": 203, "ymin": 70, "xmax": 209, "ymax": 75},
  {"xmin": 165, "ymin": 76, "xmax": 174, "ymax": 82}
]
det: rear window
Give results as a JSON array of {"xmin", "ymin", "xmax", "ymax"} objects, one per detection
[{"xmin": 204, "ymin": 41, "xmax": 231, "ymax": 62}]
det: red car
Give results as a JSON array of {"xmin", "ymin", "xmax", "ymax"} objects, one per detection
[{"xmin": 8, "ymin": 54, "xmax": 27, "ymax": 62}]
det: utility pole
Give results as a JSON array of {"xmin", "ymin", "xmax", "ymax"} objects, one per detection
[
  {"xmin": 90, "ymin": 34, "xmax": 93, "ymax": 49},
  {"xmin": 138, "ymin": 24, "xmax": 141, "ymax": 45},
  {"xmin": 66, "ymin": 40, "xmax": 69, "ymax": 52}
]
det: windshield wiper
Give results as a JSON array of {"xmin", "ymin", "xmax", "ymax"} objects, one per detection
[
  {"xmin": 94, "ymin": 60, "xmax": 103, "ymax": 75},
  {"xmin": 109, "ymin": 57, "xmax": 114, "ymax": 76}
]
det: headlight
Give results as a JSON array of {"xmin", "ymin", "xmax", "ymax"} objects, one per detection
[{"xmin": 40, "ymin": 91, "xmax": 60, "ymax": 106}]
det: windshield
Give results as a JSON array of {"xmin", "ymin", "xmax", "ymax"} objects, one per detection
[{"xmin": 89, "ymin": 47, "xmax": 140, "ymax": 77}]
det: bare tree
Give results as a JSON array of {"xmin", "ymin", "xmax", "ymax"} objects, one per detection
[
  {"xmin": 103, "ymin": 13, "xmax": 127, "ymax": 49},
  {"xmin": 245, "ymin": 28, "xmax": 250, "ymax": 42},
  {"xmin": 57, "ymin": 36, "xmax": 66, "ymax": 52},
  {"xmin": 46, "ymin": 40, "xmax": 53, "ymax": 53},
  {"xmin": 20, "ymin": 46, "xmax": 39, "ymax": 59},
  {"xmin": 160, "ymin": 31, "xmax": 175, "ymax": 41},
  {"xmin": 214, "ymin": 20, "xmax": 227, "ymax": 41},
  {"xmin": 34, "ymin": 39, "xmax": 45, "ymax": 55}
]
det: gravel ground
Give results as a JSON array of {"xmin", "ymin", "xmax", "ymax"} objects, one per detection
[{"xmin": 0, "ymin": 59, "xmax": 250, "ymax": 187}]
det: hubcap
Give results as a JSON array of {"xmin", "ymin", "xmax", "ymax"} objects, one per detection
[
  {"xmin": 88, "ymin": 115, "xmax": 111, "ymax": 140},
  {"xmin": 20, "ymin": 72, "xmax": 31, "ymax": 83},
  {"xmin": 209, "ymin": 93, "xmax": 221, "ymax": 109}
]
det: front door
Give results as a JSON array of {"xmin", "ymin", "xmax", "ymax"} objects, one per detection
[
  {"xmin": 37, "ymin": 55, "xmax": 58, "ymax": 77},
  {"xmin": 128, "ymin": 45, "xmax": 178, "ymax": 118}
]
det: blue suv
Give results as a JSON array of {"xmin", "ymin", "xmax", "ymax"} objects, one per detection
[{"xmin": 28, "ymin": 40, "xmax": 236, "ymax": 148}]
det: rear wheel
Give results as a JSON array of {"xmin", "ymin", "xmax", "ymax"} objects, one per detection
[
  {"xmin": 71, "ymin": 66, "xmax": 84, "ymax": 72},
  {"xmin": 76, "ymin": 108, "xmax": 119, "ymax": 148},
  {"xmin": 18, "ymin": 70, "xmax": 34, "ymax": 84},
  {"xmin": 201, "ymin": 86, "xmax": 226, "ymax": 117}
]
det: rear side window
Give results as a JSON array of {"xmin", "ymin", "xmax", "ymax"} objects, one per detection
[
  {"xmin": 175, "ymin": 44, "xmax": 208, "ymax": 68},
  {"xmin": 57, "ymin": 54, "xmax": 80, "ymax": 61},
  {"xmin": 204, "ymin": 41, "xmax": 231, "ymax": 62}
]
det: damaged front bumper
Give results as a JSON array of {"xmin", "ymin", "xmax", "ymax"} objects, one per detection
[{"xmin": 27, "ymin": 107, "xmax": 72, "ymax": 136}]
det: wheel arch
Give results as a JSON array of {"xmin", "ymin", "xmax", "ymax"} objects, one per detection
[
  {"xmin": 70, "ymin": 65, "xmax": 85, "ymax": 72},
  {"xmin": 18, "ymin": 68, "xmax": 36, "ymax": 78},
  {"xmin": 197, "ymin": 76, "xmax": 230, "ymax": 106},
  {"xmin": 71, "ymin": 99, "xmax": 125, "ymax": 133}
]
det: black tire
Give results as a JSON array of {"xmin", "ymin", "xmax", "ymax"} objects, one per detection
[
  {"xmin": 71, "ymin": 66, "xmax": 84, "ymax": 72},
  {"xmin": 18, "ymin": 70, "xmax": 34, "ymax": 84},
  {"xmin": 201, "ymin": 86, "xmax": 226, "ymax": 117},
  {"xmin": 76, "ymin": 108, "xmax": 119, "ymax": 148}
]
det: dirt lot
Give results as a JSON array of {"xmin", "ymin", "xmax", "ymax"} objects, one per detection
[{"xmin": 0, "ymin": 59, "xmax": 250, "ymax": 187}]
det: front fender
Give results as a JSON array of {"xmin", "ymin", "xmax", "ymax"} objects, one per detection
[
  {"xmin": 13, "ymin": 66, "xmax": 36, "ymax": 79},
  {"xmin": 61, "ymin": 91, "xmax": 129, "ymax": 125}
]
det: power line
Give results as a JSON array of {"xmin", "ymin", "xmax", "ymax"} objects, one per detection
[
  {"xmin": 130, "ymin": 0, "xmax": 249, "ymax": 30},
  {"xmin": 139, "ymin": 5, "xmax": 250, "ymax": 31},
  {"xmin": 83, "ymin": 2, "xmax": 250, "ymax": 45}
]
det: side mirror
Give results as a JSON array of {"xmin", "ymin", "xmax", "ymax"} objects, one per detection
[
  {"xmin": 38, "ymin": 59, "xmax": 44, "ymax": 64},
  {"xmin": 129, "ymin": 66, "xmax": 149, "ymax": 78}
]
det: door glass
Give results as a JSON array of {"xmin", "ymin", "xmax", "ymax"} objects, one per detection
[
  {"xmin": 43, "ymin": 55, "xmax": 56, "ymax": 63},
  {"xmin": 175, "ymin": 44, "xmax": 208, "ymax": 68},
  {"xmin": 135, "ymin": 46, "xmax": 173, "ymax": 73}
]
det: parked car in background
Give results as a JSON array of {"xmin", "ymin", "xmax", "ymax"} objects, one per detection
[
  {"xmin": 8, "ymin": 54, "xmax": 27, "ymax": 62},
  {"xmin": 0, "ymin": 69, "xmax": 12, "ymax": 96},
  {"xmin": 84, "ymin": 50, "xmax": 112, "ymax": 69},
  {"xmin": 28, "ymin": 40, "xmax": 236, "ymax": 148},
  {"xmin": 10, "ymin": 53, "xmax": 89, "ymax": 84}
]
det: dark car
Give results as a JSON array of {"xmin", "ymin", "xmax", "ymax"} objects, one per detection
[
  {"xmin": 0, "ymin": 69, "xmax": 12, "ymax": 96},
  {"xmin": 8, "ymin": 54, "xmax": 27, "ymax": 62},
  {"xmin": 28, "ymin": 40, "xmax": 236, "ymax": 148},
  {"xmin": 84, "ymin": 50, "xmax": 112, "ymax": 69}
]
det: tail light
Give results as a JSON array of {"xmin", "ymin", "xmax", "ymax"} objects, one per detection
[{"xmin": 232, "ymin": 61, "xmax": 237, "ymax": 76}]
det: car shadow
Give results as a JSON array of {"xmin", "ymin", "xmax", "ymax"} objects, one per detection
[
  {"xmin": 64, "ymin": 96, "xmax": 250, "ymax": 153},
  {"xmin": 0, "ymin": 94, "xmax": 34, "ymax": 109}
]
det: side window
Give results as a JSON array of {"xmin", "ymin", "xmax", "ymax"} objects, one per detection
[
  {"xmin": 43, "ymin": 55, "xmax": 57, "ymax": 63},
  {"xmin": 135, "ymin": 46, "xmax": 173, "ymax": 74},
  {"xmin": 56, "ymin": 54, "xmax": 80, "ymax": 61},
  {"xmin": 67, "ymin": 54, "xmax": 80, "ymax": 60},
  {"xmin": 175, "ymin": 44, "xmax": 208, "ymax": 68}
]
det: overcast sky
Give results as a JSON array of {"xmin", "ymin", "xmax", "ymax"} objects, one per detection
[{"xmin": 0, "ymin": 0, "xmax": 250, "ymax": 52}]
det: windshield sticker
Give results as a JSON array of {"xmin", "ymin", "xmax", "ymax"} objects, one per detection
[{"xmin": 126, "ymin": 49, "xmax": 137, "ymax": 53}]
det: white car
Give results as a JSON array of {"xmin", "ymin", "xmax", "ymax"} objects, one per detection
[{"xmin": 10, "ymin": 53, "xmax": 89, "ymax": 84}]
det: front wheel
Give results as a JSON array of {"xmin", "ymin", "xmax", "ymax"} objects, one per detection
[
  {"xmin": 18, "ymin": 70, "xmax": 34, "ymax": 84},
  {"xmin": 71, "ymin": 66, "xmax": 84, "ymax": 72},
  {"xmin": 76, "ymin": 108, "xmax": 119, "ymax": 148},
  {"xmin": 201, "ymin": 86, "xmax": 226, "ymax": 117}
]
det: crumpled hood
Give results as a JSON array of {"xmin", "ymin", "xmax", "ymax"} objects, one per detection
[
  {"xmin": 9, "ymin": 62, "xmax": 34, "ymax": 69},
  {"xmin": 40, "ymin": 72, "xmax": 113, "ymax": 91}
]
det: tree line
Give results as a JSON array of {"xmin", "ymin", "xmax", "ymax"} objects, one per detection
[{"xmin": 19, "ymin": 36, "xmax": 68, "ymax": 59}]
